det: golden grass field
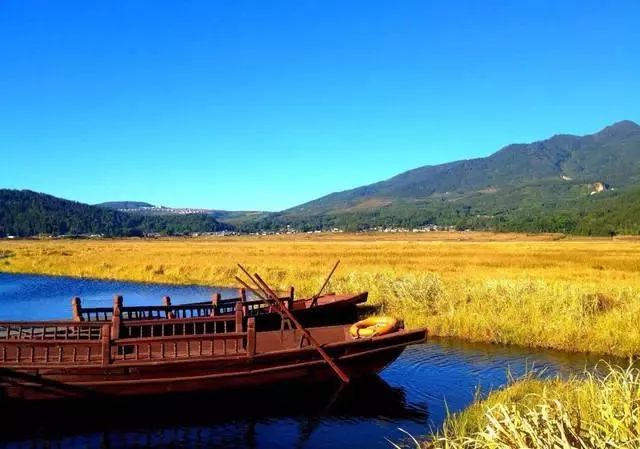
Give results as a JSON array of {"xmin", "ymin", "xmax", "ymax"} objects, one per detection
[{"xmin": 1, "ymin": 232, "xmax": 640, "ymax": 356}]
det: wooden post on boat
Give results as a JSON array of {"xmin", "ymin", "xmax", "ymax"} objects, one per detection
[
  {"xmin": 288, "ymin": 287, "xmax": 294, "ymax": 310},
  {"xmin": 235, "ymin": 301, "xmax": 244, "ymax": 332},
  {"xmin": 111, "ymin": 295, "xmax": 122, "ymax": 340},
  {"xmin": 247, "ymin": 317, "xmax": 256, "ymax": 355},
  {"xmin": 101, "ymin": 324, "xmax": 111, "ymax": 366},
  {"xmin": 311, "ymin": 260, "xmax": 340, "ymax": 308},
  {"xmin": 211, "ymin": 292, "xmax": 221, "ymax": 317},
  {"xmin": 162, "ymin": 296, "xmax": 175, "ymax": 319},
  {"xmin": 211, "ymin": 293, "xmax": 218, "ymax": 316},
  {"xmin": 71, "ymin": 297, "xmax": 83, "ymax": 321},
  {"xmin": 239, "ymin": 287, "xmax": 248, "ymax": 315},
  {"xmin": 252, "ymin": 272, "xmax": 350, "ymax": 384}
]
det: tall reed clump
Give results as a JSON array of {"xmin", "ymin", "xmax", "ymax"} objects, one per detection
[
  {"xmin": 428, "ymin": 279, "xmax": 640, "ymax": 357},
  {"xmin": 327, "ymin": 271, "xmax": 640, "ymax": 357},
  {"xmin": 421, "ymin": 363, "xmax": 640, "ymax": 448},
  {"xmin": 326, "ymin": 271, "xmax": 446, "ymax": 331}
]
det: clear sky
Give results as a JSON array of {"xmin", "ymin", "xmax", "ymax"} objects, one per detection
[{"xmin": 1, "ymin": 1, "xmax": 639, "ymax": 211}]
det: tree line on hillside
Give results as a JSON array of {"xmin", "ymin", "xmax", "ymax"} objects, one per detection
[
  {"xmin": 0, "ymin": 190, "xmax": 229, "ymax": 237},
  {"xmin": 2, "ymin": 188, "xmax": 639, "ymax": 238},
  {"xmin": 236, "ymin": 187, "xmax": 640, "ymax": 236}
]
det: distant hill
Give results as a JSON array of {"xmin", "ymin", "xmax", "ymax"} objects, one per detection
[
  {"xmin": 96, "ymin": 200, "xmax": 269, "ymax": 225},
  {"xmin": 209, "ymin": 210, "xmax": 272, "ymax": 226},
  {"xmin": 0, "ymin": 190, "xmax": 230, "ymax": 237},
  {"xmin": 248, "ymin": 120, "xmax": 640, "ymax": 235},
  {"xmin": 96, "ymin": 201, "xmax": 155, "ymax": 210},
  {"xmin": 96, "ymin": 201, "xmax": 270, "ymax": 226}
]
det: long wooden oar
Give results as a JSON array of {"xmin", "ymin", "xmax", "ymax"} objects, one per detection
[
  {"xmin": 310, "ymin": 260, "xmax": 340, "ymax": 308},
  {"xmin": 237, "ymin": 274, "xmax": 296, "ymax": 332},
  {"xmin": 238, "ymin": 263, "xmax": 292, "ymax": 317},
  {"xmin": 234, "ymin": 276, "xmax": 267, "ymax": 301},
  {"xmin": 253, "ymin": 273, "xmax": 350, "ymax": 384},
  {"xmin": 237, "ymin": 264, "xmax": 270, "ymax": 299}
]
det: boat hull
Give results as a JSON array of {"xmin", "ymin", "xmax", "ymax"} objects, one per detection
[{"xmin": 0, "ymin": 327, "xmax": 426, "ymax": 401}]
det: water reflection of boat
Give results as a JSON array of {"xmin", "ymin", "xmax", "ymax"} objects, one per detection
[{"xmin": 0, "ymin": 375, "xmax": 428, "ymax": 447}]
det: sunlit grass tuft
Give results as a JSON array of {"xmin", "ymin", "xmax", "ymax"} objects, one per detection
[{"xmin": 422, "ymin": 363, "xmax": 640, "ymax": 448}]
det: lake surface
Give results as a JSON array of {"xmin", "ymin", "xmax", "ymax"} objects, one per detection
[{"xmin": 0, "ymin": 273, "xmax": 608, "ymax": 449}]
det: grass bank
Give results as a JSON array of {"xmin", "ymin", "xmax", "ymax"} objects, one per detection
[
  {"xmin": 421, "ymin": 363, "xmax": 640, "ymax": 448},
  {"xmin": 1, "ymin": 234, "xmax": 640, "ymax": 356}
]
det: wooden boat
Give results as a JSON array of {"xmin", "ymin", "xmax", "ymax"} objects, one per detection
[
  {"xmin": 0, "ymin": 309, "xmax": 427, "ymax": 400},
  {"xmin": 71, "ymin": 289, "xmax": 368, "ymax": 330}
]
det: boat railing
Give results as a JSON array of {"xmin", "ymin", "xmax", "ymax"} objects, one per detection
[
  {"xmin": 0, "ymin": 313, "xmax": 258, "ymax": 367},
  {"xmin": 0, "ymin": 321, "xmax": 110, "ymax": 366},
  {"xmin": 122, "ymin": 303, "xmax": 216, "ymax": 321},
  {"xmin": 73, "ymin": 296, "xmax": 220, "ymax": 322},
  {"xmin": 77, "ymin": 306, "xmax": 113, "ymax": 322},
  {"xmin": 116, "ymin": 308, "xmax": 244, "ymax": 339},
  {"xmin": 112, "ymin": 322, "xmax": 253, "ymax": 362},
  {"xmin": 0, "ymin": 320, "xmax": 105, "ymax": 341},
  {"xmin": 109, "ymin": 297, "xmax": 254, "ymax": 361},
  {"xmin": 72, "ymin": 287, "xmax": 295, "ymax": 322}
]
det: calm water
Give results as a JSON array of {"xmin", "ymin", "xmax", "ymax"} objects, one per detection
[{"xmin": 0, "ymin": 273, "xmax": 607, "ymax": 448}]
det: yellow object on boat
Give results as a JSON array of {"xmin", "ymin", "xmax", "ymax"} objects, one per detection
[{"xmin": 350, "ymin": 316, "xmax": 399, "ymax": 338}]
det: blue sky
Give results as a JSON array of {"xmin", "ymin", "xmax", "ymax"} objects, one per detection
[{"xmin": 1, "ymin": 1, "xmax": 639, "ymax": 211}]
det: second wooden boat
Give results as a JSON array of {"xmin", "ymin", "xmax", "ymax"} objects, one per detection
[{"xmin": 71, "ymin": 289, "xmax": 368, "ymax": 331}]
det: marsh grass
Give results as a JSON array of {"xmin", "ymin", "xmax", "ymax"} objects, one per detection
[
  {"xmin": 423, "ymin": 363, "xmax": 640, "ymax": 448},
  {"xmin": 0, "ymin": 249, "xmax": 15, "ymax": 259},
  {"xmin": 328, "ymin": 272, "xmax": 640, "ymax": 356},
  {"xmin": 2, "ymin": 235, "xmax": 640, "ymax": 356}
]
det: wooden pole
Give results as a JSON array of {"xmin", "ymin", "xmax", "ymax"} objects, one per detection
[
  {"xmin": 111, "ymin": 295, "xmax": 122, "ymax": 339},
  {"xmin": 162, "ymin": 296, "xmax": 171, "ymax": 318},
  {"xmin": 211, "ymin": 293, "xmax": 221, "ymax": 316},
  {"xmin": 234, "ymin": 276, "xmax": 267, "ymax": 301},
  {"xmin": 247, "ymin": 317, "xmax": 256, "ymax": 355},
  {"xmin": 311, "ymin": 260, "xmax": 340, "ymax": 307},
  {"xmin": 71, "ymin": 297, "xmax": 83, "ymax": 321},
  {"xmin": 237, "ymin": 264, "xmax": 270, "ymax": 298},
  {"xmin": 253, "ymin": 273, "xmax": 350, "ymax": 384},
  {"xmin": 235, "ymin": 301, "xmax": 244, "ymax": 332},
  {"xmin": 101, "ymin": 324, "xmax": 111, "ymax": 366},
  {"xmin": 113, "ymin": 294, "xmax": 123, "ymax": 311},
  {"xmin": 288, "ymin": 286, "xmax": 294, "ymax": 310}
]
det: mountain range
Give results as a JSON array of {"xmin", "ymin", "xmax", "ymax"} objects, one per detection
[
  {"xmin": 1, "ymin": 120, "xmax": 639, "ymax": 236},
  {"xmin": 256, "ymin": 120, "xmax": 640, "ymax": 234},
  {"xmin": 290, "ymin": 120, "xmax": 640, "ymax": 214}
]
